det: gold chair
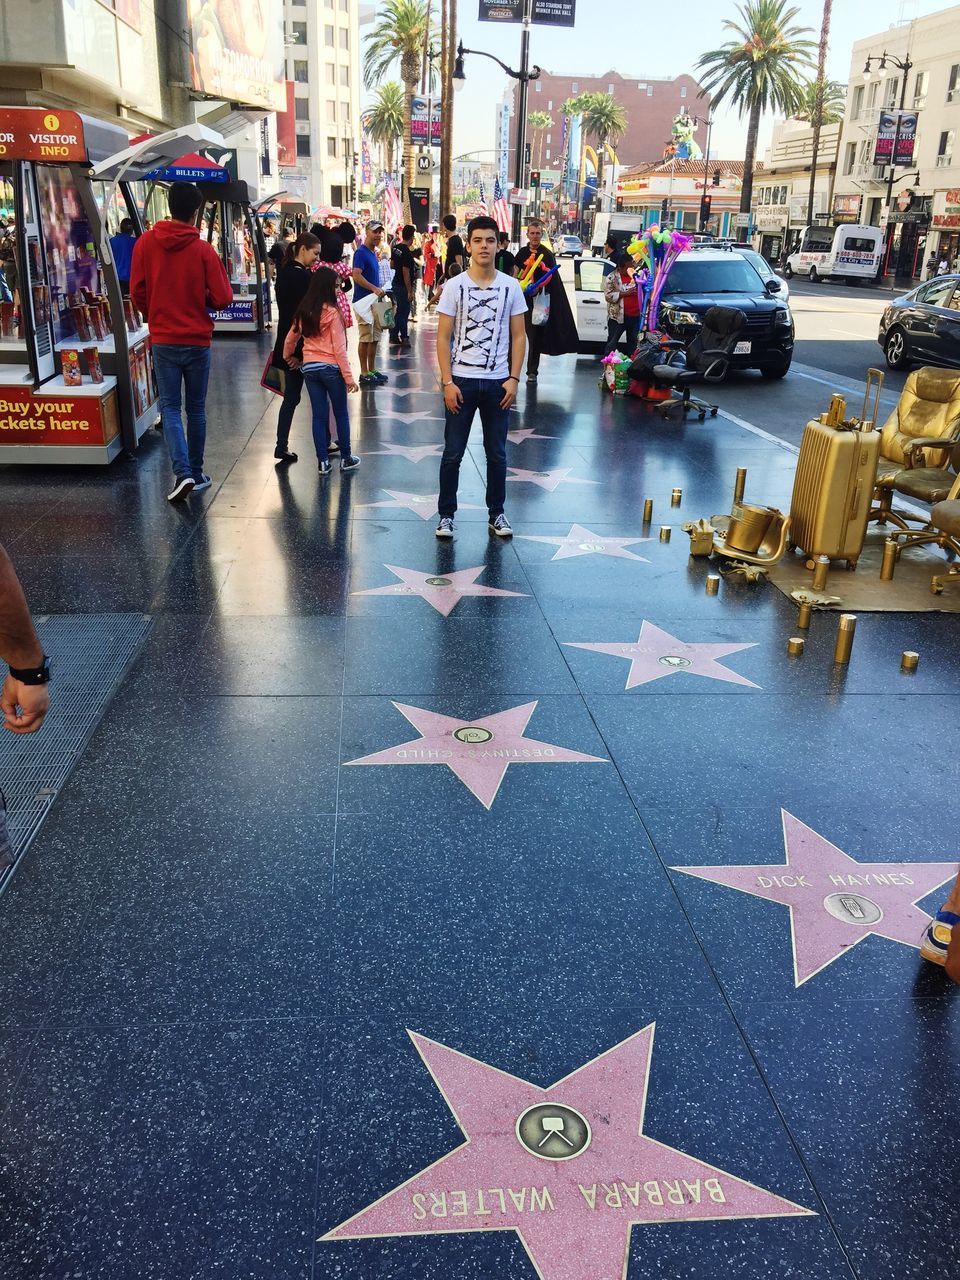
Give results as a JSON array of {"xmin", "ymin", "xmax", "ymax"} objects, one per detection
[
  {"xmin": 871, "ymin": 368, "xmax": 960, "ymax": 530},
  {"xmin": 888, "ymin": 471, "xmax": 960, "ymax": 577}
]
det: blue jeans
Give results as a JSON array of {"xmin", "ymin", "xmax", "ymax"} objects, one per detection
[
  {"xmin": 153, "ymin": 343, "xmax": 212, "ymax": 481},
  {"xmin": 438, "ymin": 376, "xmax": 508, "ymax": 518},
  {"xmin": 303, "ymin": 364, "xmax": 351, "ymax": 462}
]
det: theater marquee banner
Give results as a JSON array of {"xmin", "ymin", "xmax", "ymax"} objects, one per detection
[
  {"xmin": 479, "ymin": 0, "xmax": 576, "ymax": 25},
  {"xmin": 187, "ymin": 0, "xmax": 285, "ymax": 112}
]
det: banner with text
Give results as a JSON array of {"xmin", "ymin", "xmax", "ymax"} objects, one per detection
[
  {"xmin": 479, "ymin": 0, "xmax": 576, "ymax": 25},
  {"xmin": 874, "ymin": 110, "xmax": 918, "ymax": 168},
  {"xmin": 410, "ymin": 97, "xmax": 442, "ymax": 147}
]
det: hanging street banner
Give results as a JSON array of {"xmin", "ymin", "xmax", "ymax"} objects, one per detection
[
  {"xmin": 874, "ymin": 110, "xmax": 918, "ymax": 168},
  {"xmin": 479, "ymin": 0, "xmax": 576, "ymax": 25},
  {"xmin": 410, "ymin": 96, "xmax": 442, "ymax": 147}
]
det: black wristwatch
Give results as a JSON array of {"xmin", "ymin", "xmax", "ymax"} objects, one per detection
[{"xmin": 8, "ymin": 655, "xmax": 51, "ymax": 685}]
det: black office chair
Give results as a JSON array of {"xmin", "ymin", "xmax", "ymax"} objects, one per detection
[{"xmin": 649, "ymin": 306, "xmax": 746, "ymax": 420}]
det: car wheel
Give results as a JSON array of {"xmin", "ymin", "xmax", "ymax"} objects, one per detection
[
  {"xmin": 809, "ymin": 267, "xmax": 819, "ymax": 282},
  {"xmin": 760, "ymin": 358, "xmax": 791, "ymax": 380},
  {"xmin": 784, "ymin": 264, "xmax": 793, "ymax": 279},
  {"xmin": 884, "ymin": 327, "xmax": 910, "ymax": 370}
]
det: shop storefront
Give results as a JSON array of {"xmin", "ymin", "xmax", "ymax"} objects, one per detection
[
  {"xmin": 931, "ymin": 189, "xmax": 960, "ymax": 269},
  {"xmin": 883, "ymin": 190, "xmax": 931, "ymax": 281}
]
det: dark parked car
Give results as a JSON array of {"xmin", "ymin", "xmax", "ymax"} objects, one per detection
[
  {"xmin": 658, "ymin": 249, "xmax": 795, "ymax": 378},
  {"xmin": 878, "ymin": 275, "xmax": 960, "ymax": 369}
]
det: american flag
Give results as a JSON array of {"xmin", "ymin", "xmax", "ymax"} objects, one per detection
[
  {"xmin": 478, "ymin": 180, "xmax": 489, "ymax": 215},
  {"xmin": 492, "ymin": 177, "xmax": 511, "ymax": 234},
  {"xmin": 381, "ymin": 174, "xmax": 403, "ymax": 235}
]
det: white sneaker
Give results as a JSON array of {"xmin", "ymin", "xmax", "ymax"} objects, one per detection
[
  {"xmin": 488, "ymin": 513, "xmax": 513, "ymax": 538},
  {"xmin": 436, "ymin": 516, "xmax": 454, "ymax": 539}
]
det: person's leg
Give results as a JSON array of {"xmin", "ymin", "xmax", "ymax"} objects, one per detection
[
  {"xmin": 319, "ymin": 365, "xmax": 352, "ymax": 456},
  {"xmin": 369, "ymin": 318, "xmax": 385, "ymax": 374},
  {"xmin": 152, "ymin": 344, "xmax": 190, "ymax": 479},
  {"xmin": 276, "ymin": 366, "xmax": 303, "ymax": 453},
  {"xmin": 303, "ymin": 369, "xmax": 331, "ymax": 463},
  {"xmin": 182, "ymin": 345, "xmax": 212, "ymax": 480},
  {"xmin": 603, "ymin": 318, "xmax": 625, "ymax": 357},
  {"xmin": 438, "ymin": 379, "xmax": 479, "ymax": 518},
  {"xmin": 356, "ymin": 317, "xmax": 373, "ymax": 374},
  {"xmin": 477, "ymin": 381, "xmax": 509, "ymax": 518},
  {"xmin": 525, "ymin": 313, "xmax": 540, "ymax": 377},
  {"xmin": 625, "ymin": 316, "xmax": 640, "ymax": 353},
  {"xmin": 394, "ymin": 291, "xmax": 410, "ymax": 342}
]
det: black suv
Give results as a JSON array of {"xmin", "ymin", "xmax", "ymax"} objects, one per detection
[{"xmin": 658, "ymin": 248, "xmax": 794, "ymax": 378}]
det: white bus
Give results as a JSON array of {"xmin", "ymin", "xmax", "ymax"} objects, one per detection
[{"xmin": 785, "ymin": 224, "xmax": 884, "ymax": 283}]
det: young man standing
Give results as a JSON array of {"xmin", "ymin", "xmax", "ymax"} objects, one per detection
[
  {"xmin": 389, "ymin": 224, "xmax": 416, "ymax": 348},
  {"xmin": 495, "ymin": 232, "xmax": 517, "ymax": 277},
  {"xmin": 351, "ymin": 220, "xmax": 388, "ymax": 387},
  {"xmin": 108, "ymin": 218, "xmax": 137, "ymax": 295},
  {"xmin": 441, "ymin": 214, "xmax": 465, "ymax": 277},
  {"xmin": 435, "ymin": 215, "xmax": 527, "ymax": 540},
  {"xmin": 130, "ymin": 182, "xmax": 233, "ymax": 502}
]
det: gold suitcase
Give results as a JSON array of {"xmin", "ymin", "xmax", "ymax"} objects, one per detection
[{"xmin": 788, "ymin": 373, "xmax": 884, "ymax": 570}]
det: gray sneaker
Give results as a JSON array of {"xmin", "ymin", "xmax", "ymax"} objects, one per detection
[
  {"xmin": 436, "ymin": 516, "xmax": 454, "ymax": 539},
  {"xmin": 488, "ymin": 513, "xmax": 513, "ymax": 538},
  {"xmin": 193, "ymin": 473, "xmax": 212, "ymax": 492}
]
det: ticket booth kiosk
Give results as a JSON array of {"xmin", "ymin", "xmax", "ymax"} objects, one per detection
[{"xmin": 197, "ymin": 179, "xmax": 272, "ymax": 333}]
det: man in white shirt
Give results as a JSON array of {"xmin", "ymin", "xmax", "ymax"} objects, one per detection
[{"xmin": 435, "ymin": 216, "xmax": 527, "ymax": 539}]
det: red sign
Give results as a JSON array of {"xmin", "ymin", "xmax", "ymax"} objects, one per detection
[
  {"xmin": 0, "ymin": 108, "xmax": 86, "ymax": 163},
  {"xmin": 277, "ymin": 81, "xmax": 297, "ymax": 168},
  {"xmin": 0, "ymin": 387, "xmax": 118, "ymax": 446}
]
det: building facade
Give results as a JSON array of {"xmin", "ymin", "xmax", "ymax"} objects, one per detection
[
  {"xmin": 752, "ymin": 118, "xmax": 841, "ymax": 262},
  {"xmin": 832, "ymin": 5, "xmax": 960, "ymax": 277},
  {"xmin": 618, "ymin": 160, "xmax": 753, "ymax": 239}
]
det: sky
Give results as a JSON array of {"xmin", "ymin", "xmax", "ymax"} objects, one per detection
[{"xmin": 436, "ymin": 0, "xmax": 951, "ymax": 168}]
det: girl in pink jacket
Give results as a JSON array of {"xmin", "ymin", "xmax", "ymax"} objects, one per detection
[{"xmin": 284, "ymin": 268, "xmax": 360, "ymax": 474}]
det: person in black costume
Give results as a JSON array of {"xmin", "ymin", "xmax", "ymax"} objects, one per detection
[{"xmin": 513, "ymin": 218, "xmax": 579, "ymax": 382}]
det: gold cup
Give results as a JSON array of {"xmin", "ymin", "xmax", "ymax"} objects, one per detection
[
  {"xmin": 733, "ymin": 467, "xmax": 747, "ymax": 505},
  {"xmin": 812, "ymin": 555, "xmax": 830, "ymax": 591},
  {"xmin": 787, "ymin": 636, "xmax": 805, "ymax": 656},
  {"xmin": 642, "ymin": 498, "xmax": 654, "ymax": 524},
  {"xmin": 797, "ymin": 602, "xmax": 812, "ymax": 629},
  {"xmin": 833, "ymin": 613, "xmax": 857, "ymax": 664},
  {"xmin": 880, "ymin": 539, "xmax": 898, "ymax": 581},
  {"xmin": 659, "ymin": 526, "xmax": 671, "ymax": 542},
  {"xmin": 671, "ymin": 487, "xmax": 682, "ymax": 507},
  {"xmin": 705, "ymin": 574, "xmax": 720, "ymax": 595},
  {"xmin": 901, "ymin": 650, "xmax": 919, "ymax": 673}
]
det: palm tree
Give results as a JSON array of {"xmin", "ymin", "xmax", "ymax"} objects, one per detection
[
  {"xmin": 793, "ymin": 77, "xmax": 845, "ymax": 125},
  {"xmin": 363, "ymin": 0, "xmax": 434, "ymax": 211},
  {"xmin": 528, "ymin": 111, "xmax": 553, "ymax": 170},
  {"xmin": 696, "ymin": 0, "xmax": 816, "ymax": 214},
  {"xmin": 578, "ymin": 92, "xmax": 628, "ymax": 211},
  {"xmin": 800, "ymin": 0, "xmax": 835, "ymax": 228},
  {"xmin": 365, "ymin": 82, "xmax": 405, "ymax": 180}
]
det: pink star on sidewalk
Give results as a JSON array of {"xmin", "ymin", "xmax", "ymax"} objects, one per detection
[
  {"xmin": 565, "ymin": 620, "xmax": 759, "ymax": 690},
  {"xmin": 674, "ymin": 810, "xmax": 957, "ymax": 985},
  {"xmin": 358, "ymin": 490, "xmax": 485, "ymax": 521},
  {"xmin": 507, "ymin": 427, "xmax": 556, "ymax": 444},
  {"xmin": 506, "ymin": 467, "xmax": 599, "ymax": 492},
  {"xmin": 367, "ymin": 443, "xmax": 445, "ymax": 463},
  {"xmin": 322, "ymin": 1025, "xmax": 814, "ymax": 1277},
  {"xmin": 519, "ymin": 522, "xmax": 653, "ymax": 562},
  {"xmin": 369, "ymin": 409, "xmax": 444, "ymax": 424},
  {"xmin": 352, "ymin": 564, "xmax": 528, "ymax": 617},
  {"xmin": 344, "ymin": 700, "xmax": 606, "ymax": 808}
]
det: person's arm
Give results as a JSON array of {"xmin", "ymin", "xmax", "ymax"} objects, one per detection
[
  {"xmin": 282, "ymin": 321, "xmax": 302, "ymax": 366},
  {"xmin": 129, "ymin": 239, "xmax": 147, "ymax": 317},
  {"xmin": 449, "ymin": 238, "xmax": 464, "ymax": 270},
  {"xmin": 436, "ymin": 311, "xmax": 462, "ymax": 412},
  {"xmin": 331, "ymin": 317, "xmax": 357, "ymax": 389},
  {"xmin": 0, "ymin": 544, "xmax": 49, "ymax": 734},
  {"xmin": 402, "ymin": 254, "xmax": 413, "ymax": 294},
  {"xmin": 501, "ymin": 310, "xmax": 527, "ymax": 409},
  {"xmin": 351, "ymin": 257, "xmax": 384, "ymax": 297}
]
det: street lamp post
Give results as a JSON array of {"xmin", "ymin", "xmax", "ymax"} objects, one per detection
[
  {"xmin": 863, "ymin": 50, "xmax": 914, "ymax": 278},
  {"xmin": 452, "ymin": 0, "xmax": 541, "ymax": 243}
]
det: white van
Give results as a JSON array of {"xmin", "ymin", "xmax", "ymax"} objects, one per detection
[{"xmin": 785, "ymin": 224, "xmax": 884, "ymax": 283}]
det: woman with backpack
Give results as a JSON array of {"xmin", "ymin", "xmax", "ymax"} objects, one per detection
[
  {"xmin": 283, "ymin": 267, "xmax": 361, "ymax": 476},
  {"xmin": 272, "ymin": 232, "xmax": 320, "ymax": 464}
]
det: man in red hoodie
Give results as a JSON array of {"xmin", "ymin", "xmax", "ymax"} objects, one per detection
[{"xmin": 130, "ymin": 182, "xmax": 233, "ymax": 501}]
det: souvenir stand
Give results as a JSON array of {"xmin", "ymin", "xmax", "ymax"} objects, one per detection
[{"xmin": 197, "ymin": 178, "xmax": 272, "ymax": 334}]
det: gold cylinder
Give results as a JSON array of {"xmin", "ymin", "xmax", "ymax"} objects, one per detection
[
  {"xmin": 659, "ymin": 525, "xmax": 671, "ymax": 542},
  {"xmin": 797, "ymin": 602, "xmax": 812, "ymax": 629},
  {"xmin": 812, "ymin": 555, "xmax": 830, "ymax": 591},
  {"xmin": 833, "ymin": 613, "xmax": 857, "ymax": 664},
  {"xmin": 705, "ymin": 574, "xmax": 720, "ymax": 595},
  {"xmin": 733, "ymin": 467, "xmax": 747, "ymax": 505},
  {"xmin": 787, "ymin": 636, "xmax": 805, "ymax": 656},
  {"xmin": 642, "ymin": 498, "xmax": 654, "ymax": 524},
  {"xmin": 671, "ymin": 487, "xmax": 682, "ymax": 507},
  {"xmin": 901, "ymin": 650, "xmax": 919, "ymax": 673},
  {"xmin": 880, "ymin": 539, "xmax": 898, "ymax": 581}
]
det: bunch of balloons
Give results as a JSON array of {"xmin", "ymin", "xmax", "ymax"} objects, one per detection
[{"xmin": 626, "ymin": 225, "xmax": 693, "ymax": 332}]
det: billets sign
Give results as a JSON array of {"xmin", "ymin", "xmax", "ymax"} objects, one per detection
[{"xmin": 479, "ymin": 0, "xmax": 576, "ymax": 25}]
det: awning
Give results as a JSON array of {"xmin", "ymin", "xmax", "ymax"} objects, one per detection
[{"xmin": 91, "ymin": 124, "xmax": 227, "ymax": 181}]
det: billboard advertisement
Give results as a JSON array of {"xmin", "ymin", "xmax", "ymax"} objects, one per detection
[
  {"xmin": 410, "ymin": 96, "xmax": 442, "ymax": 147},
  {"xmin": 874, "ymin": 109, "xmax": 918, "ymax": 168},
  {"xmin": 187, "ymin": 0, "xmax": 285, "ymax": 112},
  {"xmin": 479, "ymin": 0, "xmax": 576, "ymax": 23}
]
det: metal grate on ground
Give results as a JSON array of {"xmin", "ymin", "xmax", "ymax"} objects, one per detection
[{"xmin": 0, "ymin": 613, "xmax": 152, "ymax": 893}]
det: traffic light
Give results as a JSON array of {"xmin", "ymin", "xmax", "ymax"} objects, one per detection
[
  {"xmin": 530, "ymin": 169, "xmax": 541, "ymax": 188},
  {"xmin": 615, "ymin": 196, "xmax": 624, "ymax": 212},
  {"xmin": 660, "ymin": 198, "xmax": 670, "ymax": 221},
  {"xmin": 699, "ymin": 194, "xmax": 712, "ymax": 227}
]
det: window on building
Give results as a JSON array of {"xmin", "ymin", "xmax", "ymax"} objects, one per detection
[
  {"xmin": 546, "ymin": 133, "xmax": 551, "ymax": 144},
  {"xmin": 913, "ymin": 70, "xmax": 928, "ymax": 109},
  {"xmin": 547, "ymin": 100, "xmax": 553, "ymax": 109},
  {"xmin": 327, "ymin": 99, "xmax": 337, "ymax": 119},
  {"xmin": 326, "ymin": 63, "xmax": 336, "ymax": 85},
  {"xmin": 340, "ymin": 0, "xmax": 348, "ymax": 8},
  {"xmin": 290, "ymin": 21, "xmax": 307, "ymax": 42},
  {"xmin": 339, "ymin": 65, "xmax": 349, "ymax": 86},
  {"xmin": 937, "ymin": 130, "xmax": 955, "ymax": 166},
  {"xmin": 339, "ymin": 28, "xmax": 348, "ymax": 49},
  {"xmin": 680, "ymin": 86, "xmax": 687, "ymax": 98},
  {"xmin": 296, "ymin": 136, "xmax": 311, "ymax": 157},
  {"xmin": 295, "ymin": 98, "xmax": 310, "ymax": 120},
  {"xmin": 571, "ymin": 81, "xmax": 579, "ymax": 93},
  {"xmin": 884, "ymin": 77, "xmax": 898, "ymax": 108},
  {"xmin": 851, "ymin": 84, "xmax": 863, "ymax": 119},
  {"xmin": 325, "ymin": 24, "xmax": 334, "ymax": 45},
  {"xmin": 608, "ymin": 83, "xmax": 615, "ymax": 93},
  {"xmin": 327, "ymin": 137, "xmax": 338, "ymax": 157},
  {"xmin": 843, "ymin": 141, "xmax": 856, "ymax": 174},
  {"xmin": 294, "ymin": 60, "xmax": 308, "ymax": 83},
  {"xmin": 647, "ymin": 86, "xmax": 653, "ymax": 97},
  {"xmin": 545, "ymin": 149, "xmax": 551, "ymax": 161},
  {"xmin": 535, "ymin": 81, "xmax": 541, "ymax": 93},
  {"xmin": 341, "ymin": 102, "xmax": 350, "ymax": 124},
  {"xmin": 948, "ymin": 64, "xmax": 960, "ymax": 103},
  {"xmin": 867, "ymin": 81, "xmax": 879, "ymax": 109}
]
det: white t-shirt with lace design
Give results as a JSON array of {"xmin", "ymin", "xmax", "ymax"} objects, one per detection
[{"xmin": 438, "ymin": 270, "xmax": 528, "ymax": 380}]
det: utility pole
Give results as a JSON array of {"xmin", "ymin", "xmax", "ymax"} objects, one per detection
[{"xmin": 511, "ymin": 0, "xmax": 534, "ymax": 243}]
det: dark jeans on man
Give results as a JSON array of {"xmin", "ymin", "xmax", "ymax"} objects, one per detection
[
  {"xmin": 604, "ymin": 314, "xmax": 640, "ymax": 357},
  {"xmin": 303, "ymin": 363, "xmax": 351, "ymax": 463},
  {"xmin": 524, "ymin": 310, "xmax": 541, "ymax": 376},
  {"xmin": 390, "ymin": 289, "xmax": 410, "ymax": 342},
  {"xmin": 276, "ymin": 365, "xmax": 303, "ymax": 452},
  {"xmin": 438, "ymin": 376, "xmax": 508, "ymax": 519},
  {"xmin": 152, "ymin": 343, "xmax": 212, "ymax": 481}
]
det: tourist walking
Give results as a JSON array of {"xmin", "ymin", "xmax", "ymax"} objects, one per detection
[
  {"xmin": 441, "ymin": 214, "xmax": 465, "ymax": 280},
  {"xmin": 351, "ymin": 220, "xmax": 388, "ymax": 388},
  {"xmin": 271, "ymin": 231, "xmax": 321, "ymax": 464},
  {"xmin": 389, "ymin": 224, "xmax": 416, "ymax": 348},
  {"xmin": 495, "ymin": 232, "xmax": 516, "ymax": 277},
  {"xmin": 435, "ymin": 215, "xmax": 527, "ymax": 540},
  {"xmin": 130, "ymin": 182, "xmax": 234, "ymax": 501},
  {"xmin": 283, "ymin": 267, "xmax": 361, "ymax": 475}
]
